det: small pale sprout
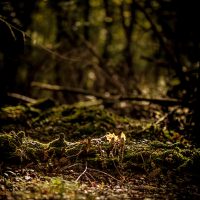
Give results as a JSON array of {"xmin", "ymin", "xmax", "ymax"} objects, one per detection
[
  {"xmin": 120, "ymin": 132, "xmax": 126, "ymax": 142},
  {"xmin": 106, "ymin": 132, "xmax": 118, "ymax": 143}
]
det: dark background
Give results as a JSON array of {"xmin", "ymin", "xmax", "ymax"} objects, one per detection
[{"xmin": 0, "ymin": 0, "xmax": 199, "ymax": 142}]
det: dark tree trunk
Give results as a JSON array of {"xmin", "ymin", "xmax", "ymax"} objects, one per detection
[
  {"xmin": 102, "ymin": 0, "xmax": 113, "ymax": 60},
  {"xmin": 120, "ymin": 0, "xmax": 136, "ymax": 77},
  {"xmin": 83, "ymin": 0, "xmax": 90, "ymax": 41},
  {"xmin": 0, "ymin": 20, "xmax": 24, "ymax": 105}
]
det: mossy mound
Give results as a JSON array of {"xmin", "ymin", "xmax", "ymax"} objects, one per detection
[
  {"xmin": 0, "ymin": 101, "xmax": 199, "ymax": 179},
  {"xmin": 124, "ymin": 140, "xmax": 200, "ymax": 175},
  {"xmin": 0, "ymin": 102, "xmax": 124, "ymax": 142},
  {"xmin": 0, "ymin": 131, "xmax": 25, "ymax": 163},
  {"xmin": 1, "ymin": 130, "xmax": 199, "ymax": 180}
]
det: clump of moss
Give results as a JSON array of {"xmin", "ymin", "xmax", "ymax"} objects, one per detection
[
  {"xmin": 0, "ymin": 102, "xmax": 133, "ymax": 144},
  {"xmin": 0, "ymin": 131, "xmax": 25, "ymax": 162},
  {"xmin": 21, "ymin": 138, "xmax": 48, "ymax": 163},
  {"xmin": 123, "ymin": 140, "xmax": 200, "ymax": 176},
  {"xmin": 28, "ymin": 105, "xmax": 118, "ymax": 142},
  {"xmin": 1, "ymin": 102, "xmax": 199, "ymax": 180},
  {"xmin": 60, "ymin": 106, "xmax": 116, "ymax": 138},
  {"xmin": 0, "ymin": 105, "xmax": 40, "ymax": 133}
]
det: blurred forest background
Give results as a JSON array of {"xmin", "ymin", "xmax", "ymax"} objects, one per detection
[{"xmin": 0, "ymin": 0, "xmax": 199, "ymax": 142}]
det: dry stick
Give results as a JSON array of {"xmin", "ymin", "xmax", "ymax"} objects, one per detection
[
  {"xmin": 0, "ymin": 17, "xmax": 19, "ymax": 40},
  {"xmin": 137, "ymin": 106, "xmax": 180, "ymax": 135},
  {"xmin": 76, "ymin": 162, "xmax": 88, "ymax": 182},
  {"xmin": 149, "ymin": 106, "xmax": 181, "ymax": 129},
  {"xmin": 154, "ymin": 107, "xmax": 179, "ymax": 126}
]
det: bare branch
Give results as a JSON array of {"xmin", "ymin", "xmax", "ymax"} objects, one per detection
[{"xmin": 31, "ymin": 82, "xmax": 185, "ymax": 106}]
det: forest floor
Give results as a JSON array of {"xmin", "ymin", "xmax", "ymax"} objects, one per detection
[{"xmin": 0, "ymin": 99, "xmax": 200, "ymax": 200}]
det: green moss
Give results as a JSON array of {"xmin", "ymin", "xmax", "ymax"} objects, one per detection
[
  {"xmin": 0, "ymin": 131, "xmax": 25, "ymax": 162},
  {"xmin": 48, "ymin": 133, "xmax": 67, "ymax": 148},
  {"xmin": 62, "ymin": 106, "xmax": 115, "ymax": 126},
  {"xmin": 29, "ymin": 105, "xmax": 118, "ymax": 142},
  {"xmin": 121, "ymin": 139, "xmax": 200, "ymax": 176},
  {"xmin": 1, "ymin": 102, "xmax": 199, "ymax": 181}
]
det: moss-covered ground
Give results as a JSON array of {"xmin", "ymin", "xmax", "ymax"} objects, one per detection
[{"xmin": 0, "ymin": 99, "xmax": 199, "ymax": 199}]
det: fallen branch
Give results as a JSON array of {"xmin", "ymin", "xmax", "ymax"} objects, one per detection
[
  {"xmin": 32, "ymin": 82, "xmax": 184, "ymax": 107},
  {"xmin": 7, "ymin": 92, "xmax": 37, "ymax": 104},
  {"xmin": 118, "ymin": 96, "xmax": 183, "ymax": 106},
  {"xmin": 31, "ymin": 82, "xmax": 105, "ymax": 99}
]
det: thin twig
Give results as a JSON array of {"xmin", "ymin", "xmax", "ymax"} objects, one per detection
[
  {"xmin": 154, "ymin": 107, "xmax": 179, "ymax": 125},
  {"xmin": 0, "ymin": 17, "xmax": 22, "ymax": 39},
  {"xmin": 76, "ymin": 162, "xmax": 88, "ymax": 182},
  {"xmin": 0, "ymin": 17, "xmax": 84, "ymax": 63},
  {"xmin": 137, "ymin": 106, "xmax": 181, "ymax": 135}
]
